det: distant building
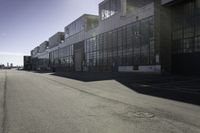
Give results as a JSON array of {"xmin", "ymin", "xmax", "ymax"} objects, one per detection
[
  {"xmin": 0, "ymin": 64, "xmax": 4, "ymax": 69},
  {"xmin": 23, "ymin": 56, "xmax": 32, "ymax": 70}
]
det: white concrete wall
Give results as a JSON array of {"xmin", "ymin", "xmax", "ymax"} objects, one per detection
[
  {"xmin": 96, "ymin": 3, "xmax": 154, "ymax": 35},
  {"xmin": 62, "ymin": 2, "xmax": 154, "ymax": 48},
  {"xmin": 63, "ymin": 31, "xmax": 85, "ymax": 47}
]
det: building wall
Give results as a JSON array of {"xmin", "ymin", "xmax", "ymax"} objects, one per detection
[
  {"xmin": 96, "ymin": 2, "xmax": 154, "ymax": 36},
  {"xmin": 63, "ymin": 2, "xmax": 154, "ymax": 48},
  {"xmin": 82, "ymin": 1, "xmax": 157, "ymax": 72},
  {"xmin": 64, "ymin": 15, "xmax": 85, "ymax": 39},
  {"xmin": 29, "ymin": 0, "xmax": 200, "ymax": 75},
  {"xmin": 49, "ymin": 43, "xmax": 74, "ymax": 72},
  {"xmin": 64, "ymin": 14, "xmax": 99, "ymax": 48},
  {"xmin": 154, "ymin": 0, "xmax": 172, "ymax": 74},
  {"xmin": 32, "ymin": 46, "xmax": 40, "ymax": 58},
  {"xmin": 83, "ymin": 16, "xmax": 157, "ymax": 72},
  {"xmin": 39, "ymin": 41, "xmax": 49, "ymax": 53},
  {"xmin": 45, "ymin": 0, "xmax": 159, "ymax": 73},
  {"xmin": 49, "ymin": 32, "xmax": 64, "ymax": 48},
  {"xmin": 32, "ymin": 50, "xmax": 49, "ymax": 71},
  {"xmin": 171, "ymin": 0, "xmax": 200, "ymax": 74},
  {"xmin": 24, "ymin": 56, "xmax": 32, "ymax": 70}
]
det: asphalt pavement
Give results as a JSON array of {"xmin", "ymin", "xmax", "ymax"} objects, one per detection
[{"xmin": 0, "ymin": 69, "xmax": 200, "ymax": 133}]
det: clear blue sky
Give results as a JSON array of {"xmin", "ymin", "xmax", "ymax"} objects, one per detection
[{"xmin": 0, "ymin": 0, "xmax": 103, "ymax": 66}]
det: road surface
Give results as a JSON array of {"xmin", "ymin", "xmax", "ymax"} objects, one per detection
[{"xmin": 0, "ymin": 70, "xmax": 200, "ymax": 133}]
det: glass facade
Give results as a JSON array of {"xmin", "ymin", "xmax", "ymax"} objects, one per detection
[
  {"xmin": 49, "ymin": 45, "xmax": 74, "ymax": 71},
  {"xmin": 30, "ymin": 0, "xmax": 200, "ymax": 74},
  {"xmin": 84, "ymin": 16, "xmax": 155, "ymax": 72},
  {"xmin": 37, "ymin": 58, "xmax": 49, "ymax": 70},
  {"xmin": 48, "ymin": 16, "xmax": 155, "ymax": 72},
  {"xmin": 172, "ymin": 0, "xmax": 200, "ymax": 54}
]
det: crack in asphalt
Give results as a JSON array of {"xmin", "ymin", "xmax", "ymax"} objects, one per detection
[{"xmin": 2, "ymin": 71, "xmax": 7, "ymax": 133}]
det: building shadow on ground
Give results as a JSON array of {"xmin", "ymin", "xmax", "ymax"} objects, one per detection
[{"xmin": 49, "ymin": 72, "xmax": 200, "ymax": 106}]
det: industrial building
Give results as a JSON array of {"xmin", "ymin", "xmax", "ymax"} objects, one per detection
[{"xmin": 30, "ymin": 0, "xmax": 200, "ymax": 75}]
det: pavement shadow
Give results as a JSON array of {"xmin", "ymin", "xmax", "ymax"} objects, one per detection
[{"xmin": 50, "ymin": 72, "xmax": 200, "ymax": 106}]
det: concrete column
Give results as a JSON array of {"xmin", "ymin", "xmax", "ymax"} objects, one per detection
[{"xmin": 155, "ymin": 0, "xmax": 172, "ymax": 74}]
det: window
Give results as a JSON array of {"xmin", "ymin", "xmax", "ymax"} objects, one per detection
[
  {"xmin": 172, "ymin": 0, "xmax": 199, "ymax": 54},
  {"xmin": 100, "ymin": 0, "xmax": 120, "ymax": 20},
  {"xmin": 110, "ymin": 0, "xmax": 120, "ymax": 15},
  {"xmin": 83, "ymin": 16, "xmax": 155, "ymax": 71}
]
